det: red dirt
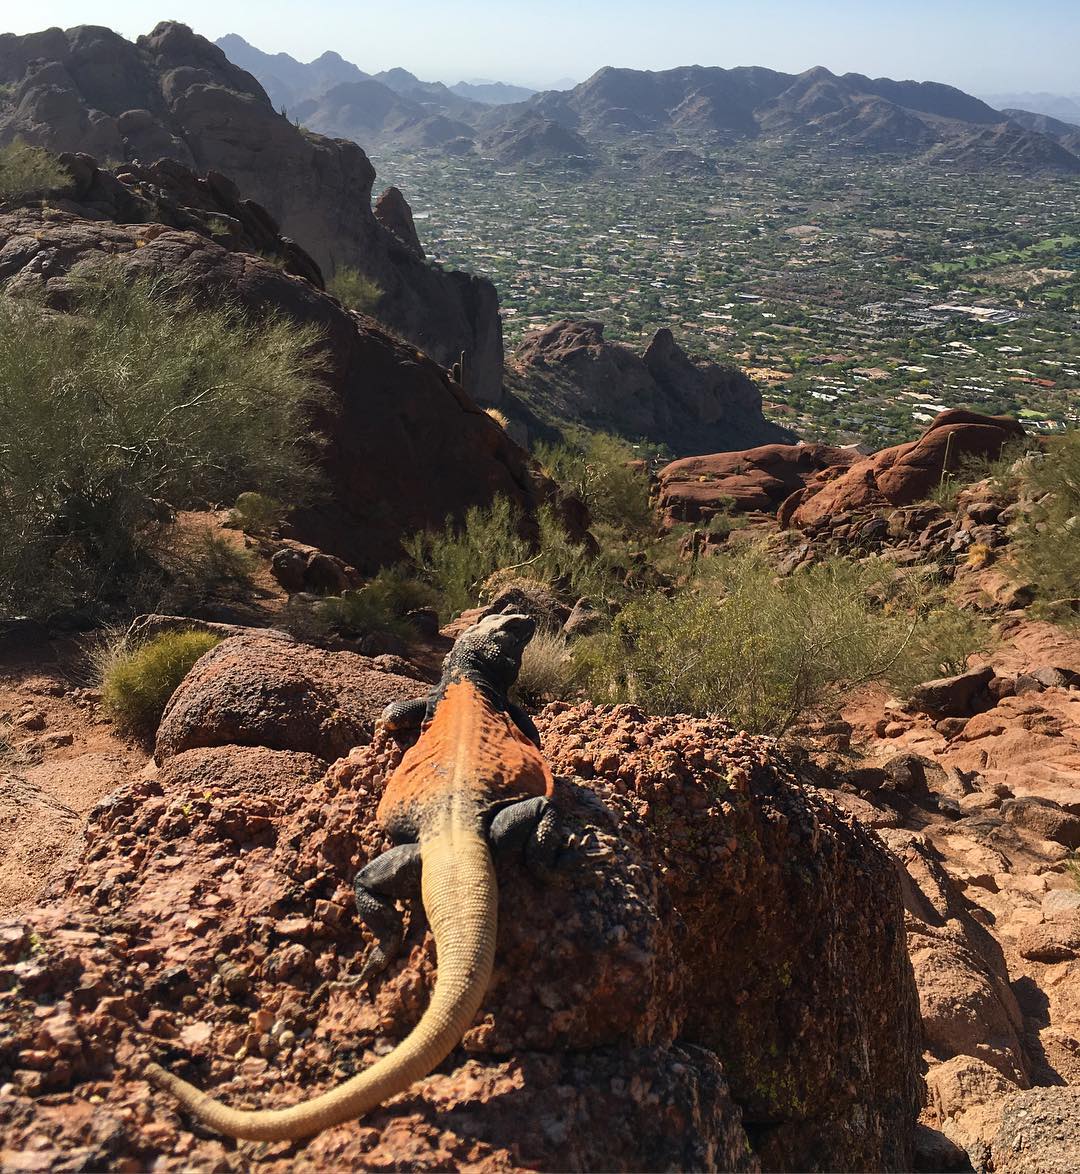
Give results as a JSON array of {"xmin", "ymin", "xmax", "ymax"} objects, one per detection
[{"xmin": 0, "ymin": 636, "xmax": 147, "ymax": 916}]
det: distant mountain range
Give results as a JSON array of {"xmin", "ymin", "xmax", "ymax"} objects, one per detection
[
  {"xmin": 216, "ymin": 36, "xmax": 1080, "ymax": 173},
  {"xmin": 982, "ymin": 91, "xmax": 1080, "ymax": 122},
  {"xmin": 216, "ymin": 34, "xmax": 533, "ymax": 112}
]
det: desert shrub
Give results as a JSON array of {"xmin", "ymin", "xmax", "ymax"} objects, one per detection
[
  {"xmin": 1013, "ymin": 431, "xmax": 1080, "ymax": 618},
  {"xmin": 101, "ymin": 629, "xmax": 222, "ymax": 735},
  {"xmin": 169, "ymin": 530, "xmax": 258, "ymax": 605},
  {"xmin": 705, "ymin": 509, "xmax": 745, "ymax": 541},
  {"xmin": 888, "ymin": 604, "xmax": 992, "ymax": 693},
  {"xmin": 513, "ymin": 628, "xmax": 575, "ymax": 707},
  {"xmin": 329, "ymin": 267, "xmax": 383, "ymax": 315},
  {"xmin": 0, "ymin": 264, "xmax": 327, "ymax": 618},
  {"xmin": 574, "ymin": 551, "xmax": 988, "ymax": 734},
  {"xmin": 403, "ymin": 496, "xmax": 628, "ymax": 622},
  {"xmin": 485, "ymin": 407, "xmax": 510, "ymax": 430},
  {"xmin": 0, "ymin": 140, "xmax": 71, "ymax": 200},
  {"xmin": 229, "ymin": 491, "xmax": 283, "ymax": 535},
  {"xmin": 536, "ymin": 433, "xmax": 653, "ymax": 537},
  {"xmin": 317, "ymin": 566, "xmax": 437, "ymax": 639},
  {"xmin": 928, "ymin": 436, "xmax": 1032, "ymax": 511},
  {"xmin": 403, "ymin": 497, "xmax": 532, "ymax": 621}
]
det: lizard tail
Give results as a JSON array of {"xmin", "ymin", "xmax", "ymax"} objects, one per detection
[{"xmin": 144, "ymin": 816, "xmax": 497, "ymax": 1141}]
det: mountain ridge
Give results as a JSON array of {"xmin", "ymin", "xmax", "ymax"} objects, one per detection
[{"xmin": 216, "ymin": 38, "xmax": 1080, "ymax": 173}]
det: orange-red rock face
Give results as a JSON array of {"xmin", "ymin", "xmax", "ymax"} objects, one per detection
[{"xmin": 787, "ymin": 410, "xmax": 1025, "ymax": 529}]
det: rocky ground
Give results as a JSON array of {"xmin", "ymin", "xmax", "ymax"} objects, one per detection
[
  {"xmin": 1, "ymin": 404, "xmax": 1078, "ymax": 1169},
  {"xmin": 0, "ymin": 632, "xmax": 920, "ymax": 1171}
]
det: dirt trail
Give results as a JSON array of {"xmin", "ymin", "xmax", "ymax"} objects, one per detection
[{"xmin": 0, "ymin": 635, "xmax": 146, "ymax": 915}]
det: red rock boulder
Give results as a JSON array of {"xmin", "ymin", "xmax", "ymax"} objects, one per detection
[
  {"xmin": 657, "ymin": 442, "xmax": 857, "ymax": 526},
  {"xmin": 0, "ymin": 696, "xmax": 920, "ymax": 1171},
  {"xmin": 154, "ymin": 631, "xmax": 423, "ymax": 763},
  {"xmin": 789, "ymin": 411, "xmax": 1024, "ymax": 529}
]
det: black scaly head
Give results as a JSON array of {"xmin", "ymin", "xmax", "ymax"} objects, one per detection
[{"xmin": 443, "ymin": 611, "xmax": 536, "ymax": 704}]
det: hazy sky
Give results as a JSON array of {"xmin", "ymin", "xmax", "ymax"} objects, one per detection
[{"xmin": 7, "ymin": 1, "xmax": 1079, "ymax": 94}]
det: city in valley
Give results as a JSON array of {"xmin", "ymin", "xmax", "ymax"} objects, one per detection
[{"xmin": 377, "ymin": 147, "xmax": 1080, "ymax": 447}]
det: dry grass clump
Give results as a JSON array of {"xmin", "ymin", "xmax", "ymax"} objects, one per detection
[
  {"xmin": 513, "ymin": 629, "xmax": 575, "ymax": 707},
  {"xmin": 100, "ymin": 629, "xmax": 222, "ymax": 735},
  {"xmin": 0, "ymin": 139, "xmax": 71, "ymax": 200}
]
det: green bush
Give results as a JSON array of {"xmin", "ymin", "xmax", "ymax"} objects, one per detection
[
  {"xmin": 536, "ymin": 433, "xmax": 653, "ymax": 537},
  {"xmin": 403, "ymin": 497, "xmax": 532, "ymax": 621},
  {"xmin": 402, "ymin": 496, "xmax": 626, "ymax": 622},
  {"xmin": 229, "ymin": 491, "xmax": 283, "ymax": 535},
  {"xmin": 0, "ymin": 140, "xmax": 71, "ymax": 200},
  {"xmin": 888, "ymin": 603, "xmax": 992, "ymax": 693},
  {"xmin": 0, "ymin": 264, "xmax": 327, "ymax": 618},
  {"xmin": 101, "ymin": 629, "xmax": 222, "ymax": 735},
  {"xmin": 574, "ymin": 552, "xmax": 989, "ymax": 734},
  {"xmin": 1014, "ymin": 431, "xmax": 1080, "ymax": 618},
  {"xmin": 329, "ymin": 267, "xmax": 383, "ymax": 315},
  {"xmin": 317, "ymin": 566, "xmax": 437, "ymax": 639}
]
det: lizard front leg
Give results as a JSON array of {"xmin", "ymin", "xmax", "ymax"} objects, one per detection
[
  {"xmin": 489, "ymin": 796, "xmax": 561, "ymax": 875},
  {"xmin": 506, "ymin": 700, "xmax": 542, "ymax": 749},
  {"xmin": 350, "ymin": 842, "xmax": 422, "ymax": 983},
  {"xmin": 380, "ymin": 696, "xmax": 428, "ymax": 735}
]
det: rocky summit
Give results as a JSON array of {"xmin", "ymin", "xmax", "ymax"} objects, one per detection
[
  {"xmin": 0, "ymin": 21, "xmax": 504, "ymax": 402},
  {"xmin": 509, "ymin": 319, "xmax": 794, "ymax": 455}
]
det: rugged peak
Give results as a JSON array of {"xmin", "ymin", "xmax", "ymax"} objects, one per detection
[
  {"xmin": 511, "ymin": 319, "xmax": 794, "ymax": 455},
  {"xmin": 0, "ymin": 21, "xmax": 505, "ymax": 402},
  {"xmin": 373, "ymin": 185, "xmax": 426, "ymax": 258},
  {"xmin": 642, "ymin": 325, "xmax": 678, "ymax": 362}
]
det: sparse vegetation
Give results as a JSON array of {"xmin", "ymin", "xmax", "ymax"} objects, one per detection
[
  {"xmin": 161, "ymin": 530, "xmax": 259, "ymax": 608},
  {"xmin": 100, "ymin": 629, "xmax": 222, "ymax": 735},
  {"xmin": 317, "ymin": 566, "xmax": 437, "ymax": 639},
  {"xmin": 229, "ymin": 491, "xmax": 284, "ymax": 535},
  {"xmin": 1014, "ymin": 430, "xmax": 1080, "ymax": 620},
  {"xmin": 513, "ymin": 628, "xmax": 575, "ymax": 707},
  {"xmin": 0, "ymin": 139, "xmax": 71, "ymax": 200},
  {"xmin": 536, "ymin": 433, "xmax": 653, "ymax": 537},
  {"xmin": 0, "ymin": 264, "xmax": 327, "ymax": 618},
  {"xmin": 574, "ymin": 551, "xmax": 988, "ymax": 734},
  {"xmin": 402, "ymin": 495, "xmax": 623, "ymax": 622},
  {"xmin": 329, "ymin": 267, "xmax": 384, "ymax": 315},
  {"xmin": 403, "ymin": 497, "xmax": 533, "ymax": 621}
]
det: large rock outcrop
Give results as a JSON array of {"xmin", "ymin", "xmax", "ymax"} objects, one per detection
[
  {"xmin": 0, "ymin": 180, "xmax": 562, "ymax": 569},
  {"xmin": 0, "ymin": 646, "xmax": 921, "ymax": 1170},
  {"xmin": 0, "ymin": 21, "xmax": 503, "ymax": 401},
  {"xmin": 657, "ymin": 442, "xmax": 858, "ymax": 526},
  {"xmin": 786, "ymin": 410, "xmax": 1025, "ymax": 529},
  {"xmin": 509, "ymin": 319, "xmax": 795, "ymax": 456}
]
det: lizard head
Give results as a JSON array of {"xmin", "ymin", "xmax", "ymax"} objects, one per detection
[{"xmin": 448, "ymin": 611, "xmax": 536, "ymax": 692}]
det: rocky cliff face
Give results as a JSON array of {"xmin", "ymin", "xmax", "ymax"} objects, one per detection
[
  {"xmin": 0, "ymin": 156, "xmax": 553, "ymax": 568},
  {"xmin": 510, "ymin": 319, "xmax": 795, "ymax": 455},
  {"xmin": 0, "ymin": 21, "xmax": 504, "ymax": 402}
]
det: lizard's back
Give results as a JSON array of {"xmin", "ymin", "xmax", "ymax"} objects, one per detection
[{"xmin": 378, "ymin": 680, "xmax": 553, "ymax": 828}]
